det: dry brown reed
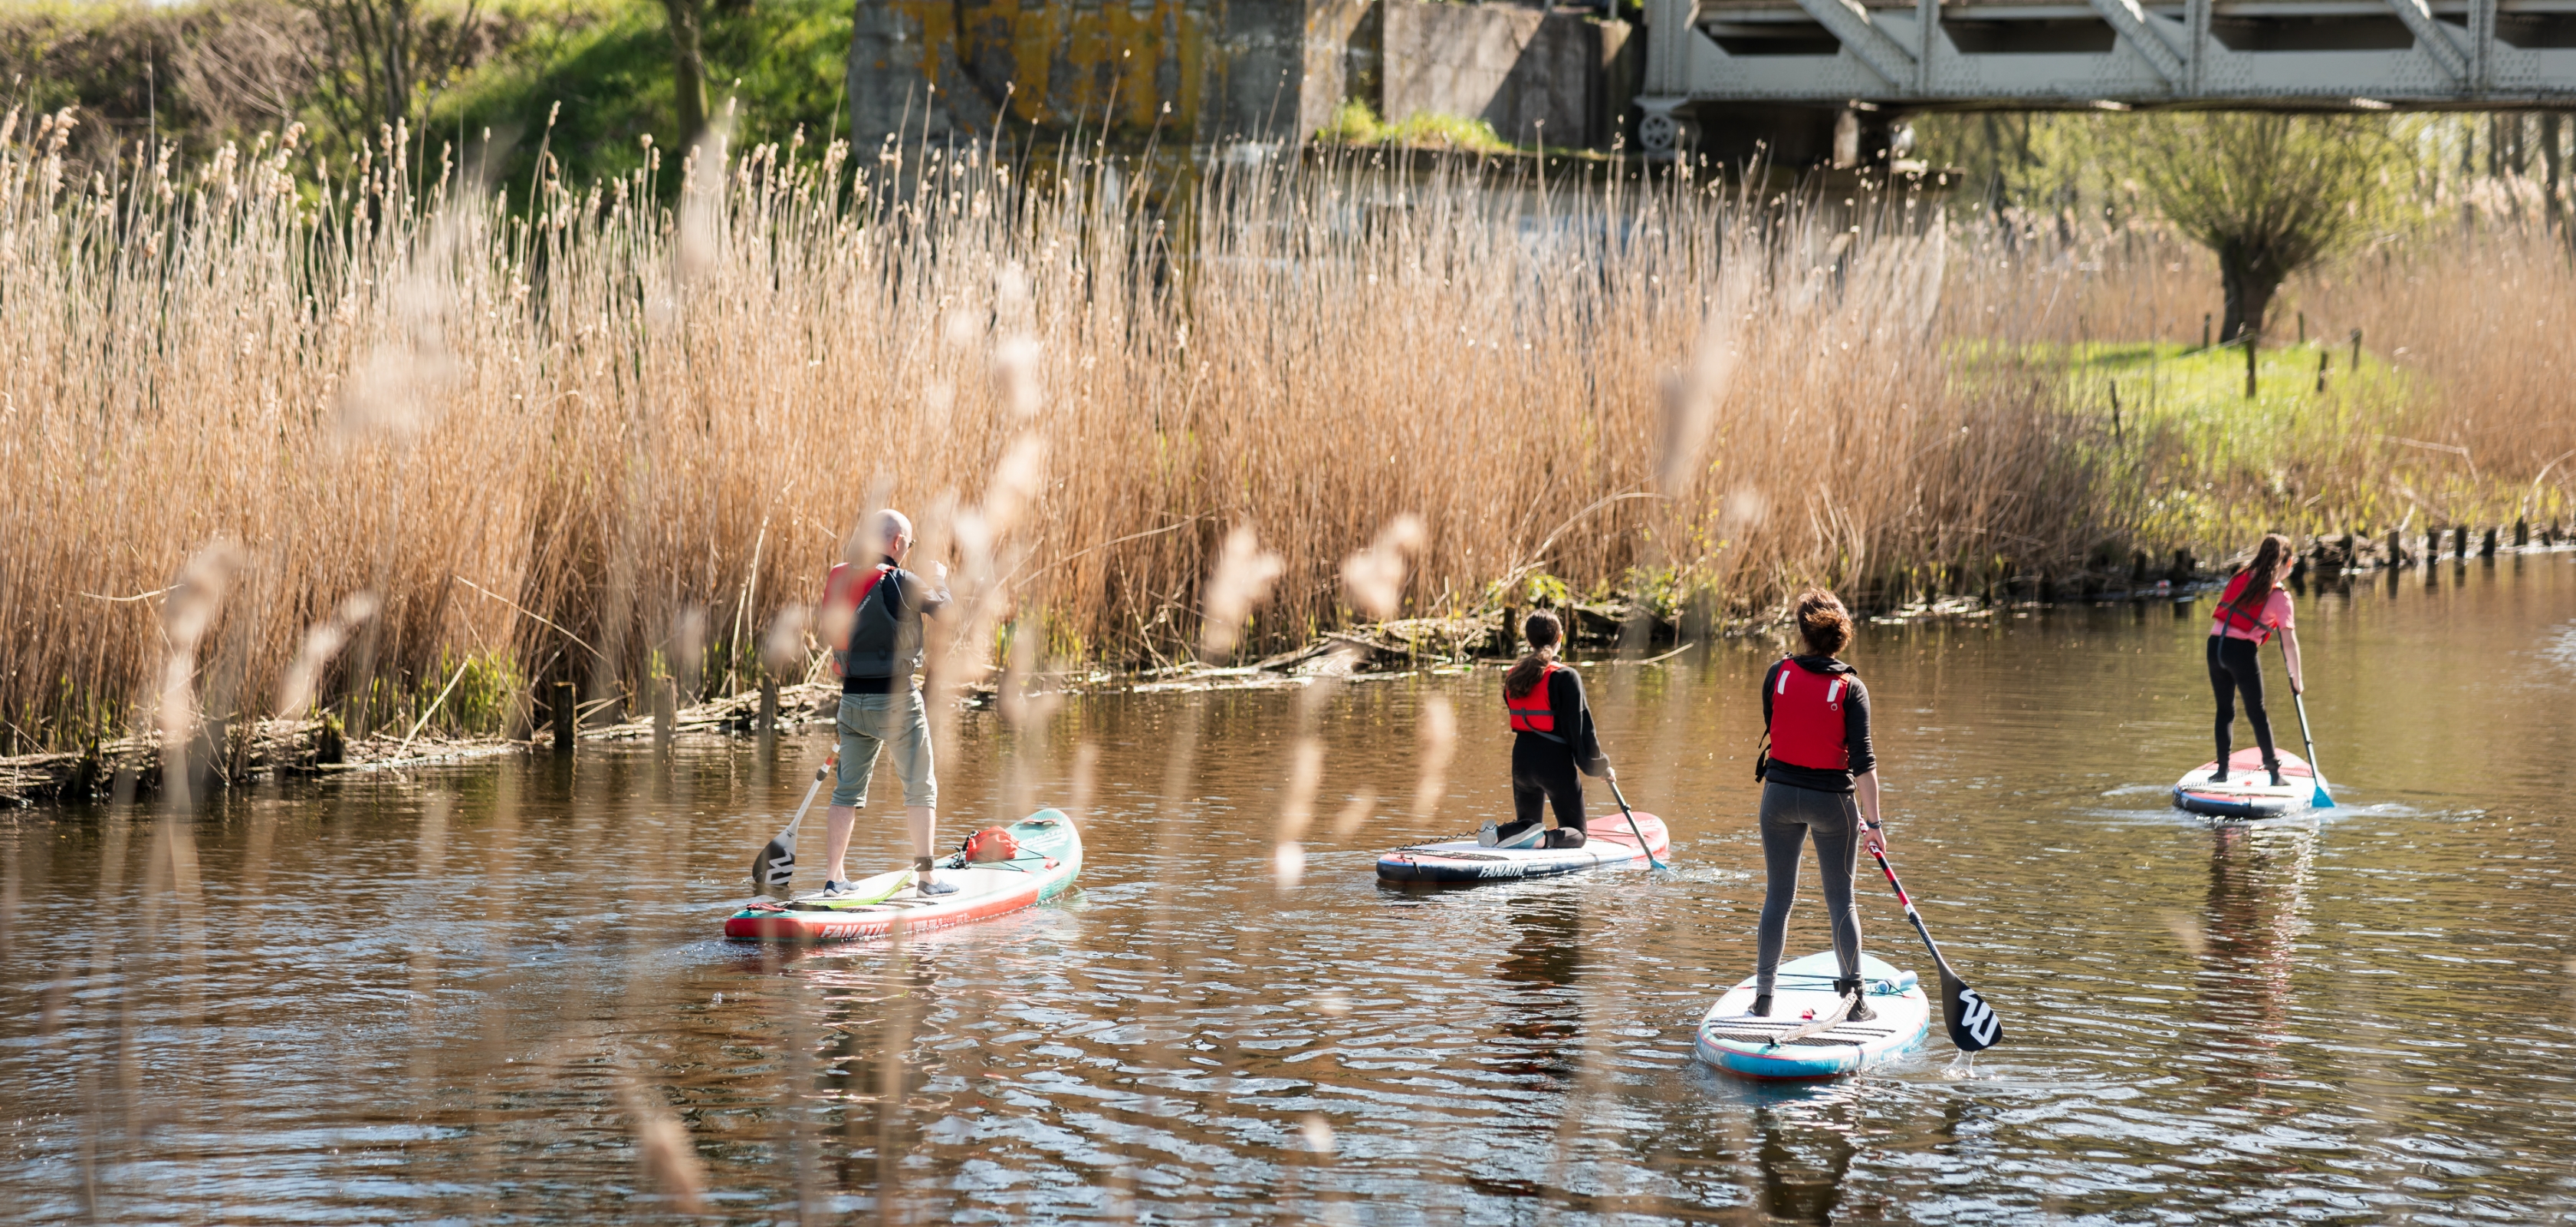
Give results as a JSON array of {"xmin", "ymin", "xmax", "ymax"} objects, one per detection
[{"xmin": 5, "ymin": 109, "xmax": 2568, "ymax": 752}]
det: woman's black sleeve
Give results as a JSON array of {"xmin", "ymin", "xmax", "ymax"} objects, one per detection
[
  {"xmin": 1843, "ymin": 678, "xmax": 1875, "ymax": 775},
  {"xmin": 1554, "ymin": 668, "xmax": 1608, "ymax": 776}
]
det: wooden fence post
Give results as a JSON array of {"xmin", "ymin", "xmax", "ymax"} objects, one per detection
[
  {"xmin": 553, "ymin": 681, "xmax": 577, "ymax": 757},
  {"xmin": 653, "ymin": 675, "xmax": 676, "ymax": 748}
]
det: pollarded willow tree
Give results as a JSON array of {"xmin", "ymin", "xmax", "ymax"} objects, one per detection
[{"xmin": 2130, "ymin": 112, "xmax": 2408, "ymax": 344}]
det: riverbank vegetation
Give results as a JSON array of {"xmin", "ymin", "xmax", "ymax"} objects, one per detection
[{"xmin": 2, "ymin": 99, "xmax": 2571, "ymax": 761}]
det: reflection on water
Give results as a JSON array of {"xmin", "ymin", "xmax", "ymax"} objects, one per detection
[
  {"xmin": 2195, "ymin": 823, "xmax": 2314, "ymax": 1094},
  {"xmin": 1494, "ymin": 893, "xmax": 1587, "ymax": 1077},
  {"xmin": 5, "ymin": 554, "xmax": 2575, "ymax": 1224}
]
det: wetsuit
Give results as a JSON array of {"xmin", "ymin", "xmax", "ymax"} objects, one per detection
[
  {"xmin": 1505, "ymin": 666, "xmax": 1608, "ymax": 843},
  {"xmin": 1754, "ymin": 656, "xmax": 1875, "ymax": 997},
  {"xmin": 2207, "ymin": 574, "xmax": 2293, "ymax": 775}
]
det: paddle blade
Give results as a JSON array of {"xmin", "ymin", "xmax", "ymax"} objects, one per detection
[
  {"xmin": 752, "ymin": 827, "xmax": 797, "ymax": 891},
  {"xmin": 1935, "ymin": 962, "xmax": 2004, "ymax": 1052},
  {"xmin": 2310, "ymin": 777, "xmax": 2337, "ymax": 808}
]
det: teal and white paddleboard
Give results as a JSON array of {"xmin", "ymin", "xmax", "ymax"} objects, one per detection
[
  {"xmin": 1694, "ymin": 951, "xmax": 1931, "ymax": 1081},
  {"xmin": 725, "ymin": 809, "xmax": 1083, "ymax": 942}
]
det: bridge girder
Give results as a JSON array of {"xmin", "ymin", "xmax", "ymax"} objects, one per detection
[{"xmin": 1638, "ymin": 0, "xmax": 2576, "ymax": 153}]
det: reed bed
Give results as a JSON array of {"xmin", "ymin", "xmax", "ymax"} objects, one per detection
[{"xmin": 2, "ymin": 107, "xmax": 2567, "ymax": 752}]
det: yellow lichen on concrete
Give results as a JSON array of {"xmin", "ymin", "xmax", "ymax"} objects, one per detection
[{"xmin": 886, "ymin": 0, "xmax": 1209, "ymax": 133}]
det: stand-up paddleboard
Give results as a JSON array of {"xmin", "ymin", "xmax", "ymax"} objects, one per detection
[
  {"xmin": 726, "ymin": 809, "xmax": 1081, "ymax": 942},
  {"xmin": 1376, "ymin": 812, "xmax": 1669, "ymax": 883},
  {"xmin": 1694, "ymin": 952, "xmax": 1931, "ymax": 1081},
  {"xmin": 2172, "ymin": 750, "xmax": 2318, "ymax": 819}
]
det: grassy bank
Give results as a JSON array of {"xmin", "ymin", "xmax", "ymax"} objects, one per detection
[{"xmin": 1, "ymin": 115, "xmax": 2568, "ymax": 756}]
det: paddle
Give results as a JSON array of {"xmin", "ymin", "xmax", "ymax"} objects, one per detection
[
  {"xmin": 2281, "ymin": 637, "xmax": 2336, "ymax": 808},
  {"xmin": 751, "ymin": 750, "xmax": 839, "ymax": 893},
  {"xmin": 1862, "ymin": 831, "xmax": 2003, "ymax": 1053},
  {"xmin": 1605, "ymin": 777, "xmax": 1667, "ymax": 870}
]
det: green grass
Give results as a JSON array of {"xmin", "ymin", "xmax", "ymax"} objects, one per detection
[
  {"xmin": 432, "ymin": 0, "xmax": 854, "ymax": 199},
  {"xmin": 2015, "ymin": 339, "xmax": 2423, "ymax": 546},
  {"xmin": 1314, "ymin": 100, "xmax": 1517, "ymax": 155}
]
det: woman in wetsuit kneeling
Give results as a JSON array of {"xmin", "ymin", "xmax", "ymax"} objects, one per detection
[
  {"xmin": 1486, "ymin": 611, "xmax": 1615, "ymax": 849},
  {"xmin": 1748, "ymin": 590, "xmax": 1884, "ymax": 1019}
]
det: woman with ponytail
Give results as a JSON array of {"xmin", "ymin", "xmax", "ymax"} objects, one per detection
[
  {"xmin": 1745, "ymin": 590, "xmax": 1882, "ymax": 1021},
  {"xmin": 2206, "ymin": 533, "xmax": 2305, "ymax": 786},
  {"xmin": 1490, "ymin": 610, "xmax": 1615, "ymax": 849}
]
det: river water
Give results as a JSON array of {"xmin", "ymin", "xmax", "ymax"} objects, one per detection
[{"xmin": 5, "ymin": 554, "xmax": 2574, "ymax": 1225}]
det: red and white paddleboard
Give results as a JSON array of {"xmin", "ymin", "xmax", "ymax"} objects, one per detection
[
  {"xmin": 1376, "ymin": 811, "xmax": 1670, "ymax": 883},
  {"xmin": 2172, "ymin": 750, "xmax": 2317, "ymax": 819}
]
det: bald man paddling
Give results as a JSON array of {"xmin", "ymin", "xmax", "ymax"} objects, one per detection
[{"xmin": 816, "ymin": 509, "xmax": 956, "ymax": 896}]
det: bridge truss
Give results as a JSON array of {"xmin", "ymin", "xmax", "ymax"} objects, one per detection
[{"xmin": 1636, "ymin": 0, "xmax": 2576, "ymax": 155}]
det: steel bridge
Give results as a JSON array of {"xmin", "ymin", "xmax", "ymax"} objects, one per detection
[{"xmin": 1635, "ymin": 0, "xmax": 2576, "ymax": 155}]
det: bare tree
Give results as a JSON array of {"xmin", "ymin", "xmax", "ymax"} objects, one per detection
[
  {"xmin": 171, "ymin": 0, "xmax": 324, "ymax": 137},
  {"xmin": 2131, "ymin": 112, "xmax": 2405, "ymax": 344},
  {"xmin": 297, "ymin": 0, "xmax": 484, "ymax": 153}
]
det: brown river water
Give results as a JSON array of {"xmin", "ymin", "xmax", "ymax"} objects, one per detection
[{"xmin": 5, "ymin": 554, "xmax": 2574, "ymax": 1225}]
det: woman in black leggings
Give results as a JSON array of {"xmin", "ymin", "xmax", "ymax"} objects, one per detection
[
  {"xmin": 2206, "ymin": 533, "xmax": 2306, "ymax": 785},
  {"xmin": 1747, "ymin": 590, "xmax": 1883, "ymax": 1020},
  {"xmin": 1487, "ymin": 611, "xmax": 1613, "ymax": 849}
]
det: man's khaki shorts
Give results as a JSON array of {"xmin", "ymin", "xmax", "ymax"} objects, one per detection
[{"xmin": 831, "ymin": 689, "xmax": 936, "ymax": 808}]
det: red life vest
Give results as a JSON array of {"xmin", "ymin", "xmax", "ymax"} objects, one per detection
[
  {"xmin": 1505, "ymin": 662, "xmax": 1565, "ymax": 741},
  {"xmin": 2211, "ymin": 571, "xmax": 2277, "ymax": 643},
  {"xmin": 1767, "ymin": 660, "xmax": 1855, "ymax": 771}
]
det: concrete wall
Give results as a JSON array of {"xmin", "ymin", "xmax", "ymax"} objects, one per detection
[
  {"xmin": 846, "ymin": 0, "xmax": 1322, "ymax": 149},
  {"xmin": 846, "ymin": 0, "xmax": 1639, "ymax": 153},
  {"xmin": 1379, "ymin": 1, "xmax": 1635, "ymax": 149}
]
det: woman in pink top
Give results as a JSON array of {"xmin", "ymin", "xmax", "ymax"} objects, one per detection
[{"xmin": 2206, "ymin": 533, "xmax": 2305, "ymax": 786}]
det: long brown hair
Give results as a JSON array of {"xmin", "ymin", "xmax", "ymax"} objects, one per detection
[
  {"xmin": 1504, "ymin": 611, "xmax": 1562, "ymax": 699},
  {"xmin": 2226, "ymin": 533, "xmax": 2292, "ymax": 617}
]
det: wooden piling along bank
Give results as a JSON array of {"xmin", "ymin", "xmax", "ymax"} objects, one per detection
[{"xmin": 5, "ymin": 523, "xmax": 2566, "ymax": 807}]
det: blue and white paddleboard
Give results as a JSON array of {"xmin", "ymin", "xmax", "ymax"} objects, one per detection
[
  {"xmin": 2172, "ymin": 749, "xmax": 2317, "ymax": 819},
  {"xmin": 1694, "ymin": 952, "xmax": 1931, "ymax": 1081}
]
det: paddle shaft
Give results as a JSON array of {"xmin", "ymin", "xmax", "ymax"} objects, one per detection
[
  {"xmin": 1867, "ymin": 837, "xmax": 2005, "ymax": 1051},
  {"xmin": 1865, "ymin": 840, "xmax": 1954, "ymax": 979},
  {"xmin": 2279, "ymin": 636, "xmax": 2335, "ymax": 806},
  {"xmin": 754, "ymin": 750, "xmax": 841, "ymax": 889},
  {"xmin": 781, "ymin": 750, "xmax": 840, "ymax": 839},
  {"xmin": 1605, "ymin": 777, "xmax": 1666, "ymax": 870}
]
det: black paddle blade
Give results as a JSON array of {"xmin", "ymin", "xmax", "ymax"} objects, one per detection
[
  {"xmin": 1935, "ymin": 961, "xmax": 2004, "ymax": 1052},
  {"xmin": 752, "ymin": 833, "xmax": 797, "ymax": 890}
]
